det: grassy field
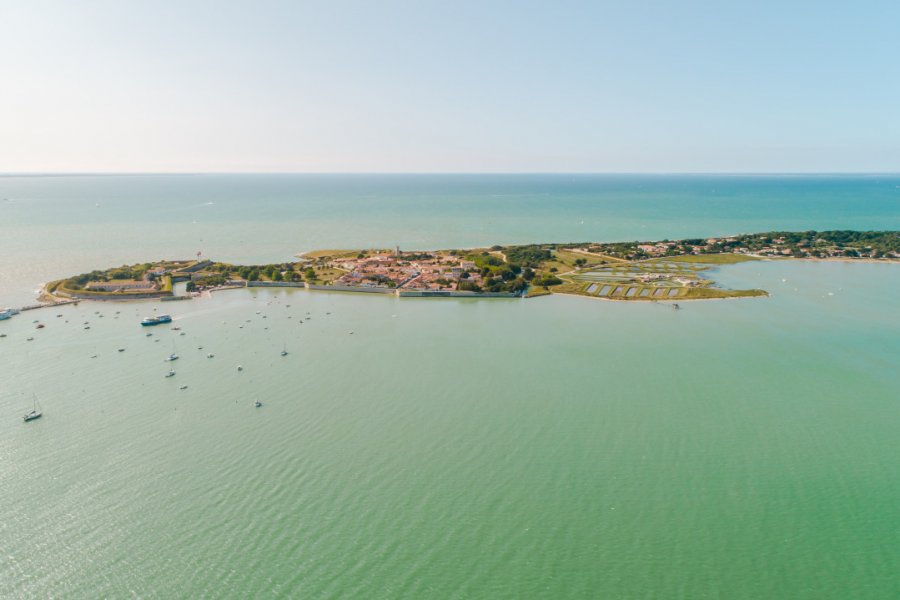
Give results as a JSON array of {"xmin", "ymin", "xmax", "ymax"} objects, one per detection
[
  {"xmin": 525, "ymin": 287, "xmax": 553, "ymax": 298},
  {"xmin": 563, "ymin": 247, "xmax": 631, "ymax": 263},
  {"xmin": 551, "ymin": 249, "xmax": 589, "ymax": 265},
  {"xmin": 679, "ymin": 287, "xmax": 768, "ymax": 299},
  {"xmin": 301, "ymin": 249, "xmax": 365, "ymax": 259},
  {"xmin": 646, "ymin": 253, "xmax": 761, "ymax": 265},
  {"xmin": 306, "ymin": 266, "xmax": 347, "ymax": 283}
]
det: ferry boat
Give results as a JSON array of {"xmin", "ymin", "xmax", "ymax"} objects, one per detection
[{"xmin": 141, "ymin": 314, "xmax": 173, "ymax": 326}]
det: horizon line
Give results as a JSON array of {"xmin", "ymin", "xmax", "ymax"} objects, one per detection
[{"xmin": 2, "ymin": 171, "xmax": 900, "ymax": 178}]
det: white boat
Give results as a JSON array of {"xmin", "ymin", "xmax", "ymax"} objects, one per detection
[
  {"xmin": 141, "ymin": 314, "xmax": 172, "ymax": 326},
  {"xmin": 207, "ymin": 353, "xmax": 214, "ymax": 358},
  {"xmin": 237, "ymin": 365, "xmax": 243, "ymax": 371},
  {"xmin": 165, "ymin": 370, "xmax": 176, "ymax": 378},
  {"xmin": 23, "ymin": 396, "xmax": 42, "ymax": 422},
  {"xmin": 281, "ymin": 344, "xmax": 288, "ymax": 356},
  {"xmin": 166, "ymin": 353, "xmax": 179, "ymax": 362},
  {"xmin": 254, "ymin": 400, "xmax": 262, "ymax": 407}
]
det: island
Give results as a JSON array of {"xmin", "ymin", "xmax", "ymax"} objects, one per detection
[{"xmin": 38, "ymin": 230, "xmax": 899, "ymax": 305}]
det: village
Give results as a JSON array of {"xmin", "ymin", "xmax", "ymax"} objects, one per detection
[{"xmin": 327, "ymin": 248, "xmax": 482, "ymax": 292}]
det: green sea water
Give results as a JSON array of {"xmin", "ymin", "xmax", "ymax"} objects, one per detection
[{"xmin": 1, "ymin": 176, "xmax": 899, "ymax": 598}]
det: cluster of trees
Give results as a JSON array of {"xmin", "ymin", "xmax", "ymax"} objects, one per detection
[
  {"xmin": 106, "ymin": 264, "xmax": 152, "ymax": 280},
  {"xmin": 66, "ymin": 263, "xmax": 156, "ymax": 288},
  {"xmin": 535, "ymin": 275, "xmax": 563, "ymax": 287},
  {"xmin": 66, "ymin": 271, "xmax": 109, "ymax": 289},
  {"xmin": 65, "ymin": 264, "xmax": 156, "ymax": 289},
  {"xmin": 472, "ymin": 245, "xmax": 566, "ymax": 292},
  {"xmin": 363, "ymin": 274, "xmax": 397, "ymax": 288},
  {"xmin": 734, "ymin": 231, "xmax": 899, "ymax": 256},
  {"xmin": 397, "ymin": 252, "xmax": 435, "ymax": 261},
  {"xmin": 590, "ymin": 231, "xmax": 899, "ymax": 260},
  {"xmin": 481, "ymin": 271, "xmax": 530, "ymax": 293},
  {"xmin": 188, "ymin": 274, "xmax": 229, "ymax": 290},
  {"xmin": 481, "ymin": 276, "xmax": 529, "ymax": 293},
  {"xmin": 503, "ymin": 245, "xmax": 552, "ymax": 268},
  {"xmin": 208, "ymin": 262, "xmax": 306, "ymax": 282}
]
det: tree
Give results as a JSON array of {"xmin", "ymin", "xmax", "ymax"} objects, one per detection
[
  {"xmin": 273, "ymin": 271, "xmax": 283, "ymax": 281},
  {"xmin": 305, "ymin": 267, "xmax": 317, "ymax": 281},
  {"xmin": 538, "ymin": 275, "xmax": 562, "ymax": 286}
]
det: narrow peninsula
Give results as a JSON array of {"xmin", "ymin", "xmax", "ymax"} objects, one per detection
[{"xmin": 38, "ymin": 230, "xmax": 899, "ymax": 305}]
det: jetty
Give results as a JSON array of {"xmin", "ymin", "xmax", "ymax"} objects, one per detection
[{"xmin": 19, "ymin": 299, "xmax": 79, "ymax": 312}]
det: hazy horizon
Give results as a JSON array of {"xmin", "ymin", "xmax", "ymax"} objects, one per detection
[{"xmin": 3, "ymin": 171, "xmax": 900, "ymax": 177}]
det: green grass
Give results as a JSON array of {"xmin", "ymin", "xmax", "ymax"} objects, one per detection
[
  {"xmin": 679, "ymin": 287, "xmax": 768, "ymax": 299},
  {"xmin": 301, "ymin": 249, "xmax": 366, "ymax": 259},
  {"xmin": 648, "ymin": 253, "xmax": 760, "ymax": 265},
  {"xmin": 525, "ymin": 287, "xmax": 553, "ymax": 298}
]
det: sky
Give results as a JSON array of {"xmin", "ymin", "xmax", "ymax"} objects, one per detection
[{"xmin": 1, "ymin": 0, "xmax": 899, "ymax": 173}]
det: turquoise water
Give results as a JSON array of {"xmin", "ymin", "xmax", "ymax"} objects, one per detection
[{"xmin": 1, "ymin": 175, "xmax": 899, "ymax": 598}]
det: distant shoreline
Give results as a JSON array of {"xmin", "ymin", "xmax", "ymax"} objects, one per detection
[{"xmin": 23, "ymin": 230, "xmax": 896, "ymax": 310}]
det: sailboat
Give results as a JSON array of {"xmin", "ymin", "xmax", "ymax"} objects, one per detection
[{"xmin": 23, "ymin": 396, "xmax": 42, "ymax": 422}]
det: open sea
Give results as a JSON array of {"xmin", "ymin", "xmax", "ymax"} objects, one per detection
[{"xmin": 1, "ymin": 174, "xmax": 899, "ymax": 598}]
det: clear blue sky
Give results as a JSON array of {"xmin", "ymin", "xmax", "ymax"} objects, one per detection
[{"xmin": 1, "ymin": 0, "xmax": 898, "ymax": 172}]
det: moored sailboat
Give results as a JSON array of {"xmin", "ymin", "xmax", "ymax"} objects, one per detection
[{"xmin": 24, "ymin": 396, "xmax": 42, "ymax": 422}]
